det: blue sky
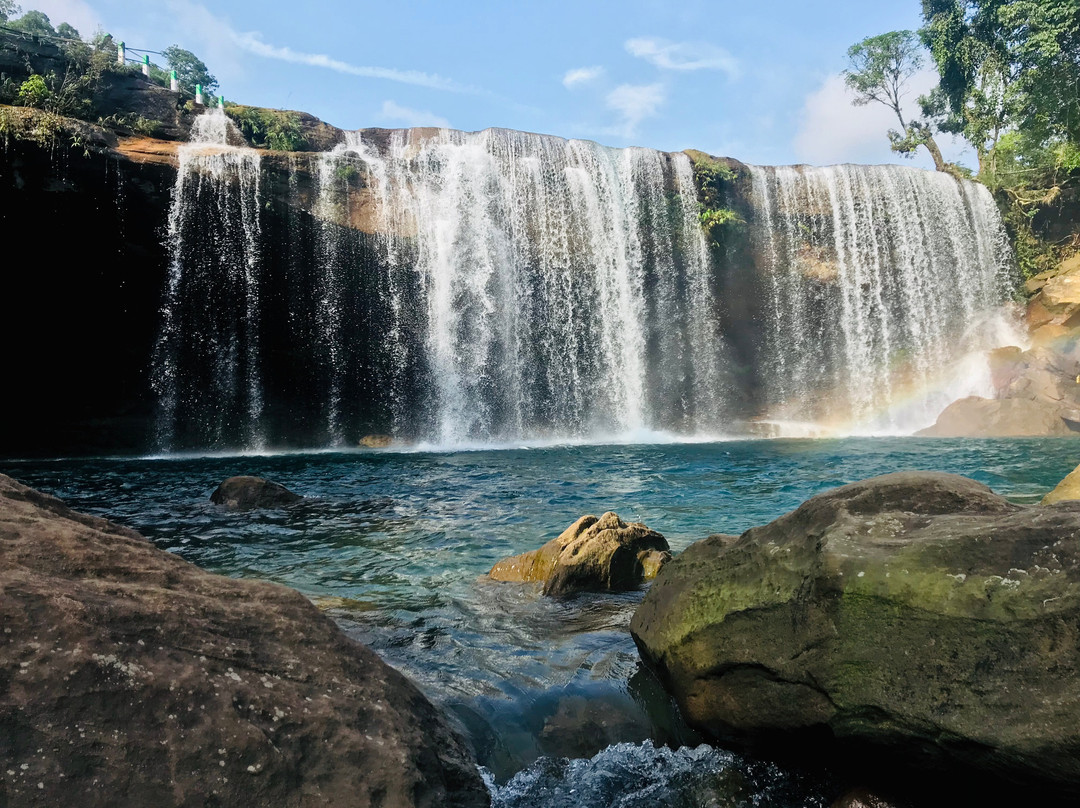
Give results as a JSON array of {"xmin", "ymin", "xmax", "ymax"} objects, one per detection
[{"xmin": 27, "ymin": 0, "xmax": 975, "ymax": 169}]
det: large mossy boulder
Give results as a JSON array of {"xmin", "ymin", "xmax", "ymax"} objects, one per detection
[
  {"xmin": 0, "ymin": 473, "xmax": 488, "ymax": 808},
  {"xmin": 631, "ymin": 471, "xmax": 1080, "ymax": 797},
  {"xmin": 489, "ymin": 512, "xmax": 670, "ymax": 596}
]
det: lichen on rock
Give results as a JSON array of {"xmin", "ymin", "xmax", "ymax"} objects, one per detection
[{"xmin": 631, "ymin": 471, "xmax": 1080, "ymax": 798}]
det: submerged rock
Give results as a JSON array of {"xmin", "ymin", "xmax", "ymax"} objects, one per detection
[
  {"xmin": 631, "ymin": 471, "xmax": 1080, "ymax": 798},
  {"xmin": 0, "ymin": 473, "xmax": 488, "ymax": 808},
  {"xmin": 1043, "ymin": 462, "xmax": 1080, "ymax": 504},
  {"xmin": 210, "ymin": 475, "xmax": 302, "ymax": 509},
  {"xmin": 830, "ymin": 789, "xmax": 900, "ymax": 808},
  {"xmin": 489, "ymin": 512, "xmax": 670, "ymax": 596},
  {"xmin": 538, "ymin": 695, "xmax": 652, "ymax": 759}
]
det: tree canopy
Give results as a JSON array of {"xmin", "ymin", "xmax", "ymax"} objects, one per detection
[
  {"xmin": 848, "ymin": 1, "xmax": 1080, "ymax": 278},
  {"xmin": 921, "ymin": 0, "xmax": 1080, "ymax": 150},
  {"xmin": 164, "ymin": 45, "xmax": 218, "ymax": 94},
  {"xmin": 6, "ymin": 9, "xmax": 55, "ymax": 37},
  {"xmin": 0, "ymin": 1, "xmax": 20, "ymax": 23},
  {"xmin": 844, "ymin": 30, "xmax": 949, "ymax": 171}
]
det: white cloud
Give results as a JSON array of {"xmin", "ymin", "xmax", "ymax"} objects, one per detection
[
  {"xmin": 30, "ymin": 0, "xmax": 103, "ymax": 37},
  {"xmin": 231, "ymin": 31, "xmax": 475, "ymax": 93},
  {"xmin": 605, "ymin": 82, "xmax": 665, "ymax": 138},
  {"xmin": 562, "ymin": 66, "xmax": 604, "ymax": 89},
  {"xmin": 161, "ymin": 0, "xmax": 477, "ymax": 94},
  {"xmin": 625, "ymin": 37, "xmax": 739, "ymax": 79},
  {"xmin": 378, "ymin": 100, "xmax": 449, "ymax": 129},
  {"xmin": 792, "ymin": 71, "xmax": 974, "ymax": 169}
]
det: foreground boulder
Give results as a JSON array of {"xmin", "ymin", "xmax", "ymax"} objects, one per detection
[
  {"xmin": 489, "ymin": 512, "xmax": 670, "ymax": 596},
  {"xmin": 631, "ymin": 472, "xmax": 1080, "ymax": 797},
  {"xmin": 210, "ymin": 475, "xmax": 303, "ymax": 509},
  {"xmin": 0, "ymin": 474, "xmax": 488, "ymax": 808}
]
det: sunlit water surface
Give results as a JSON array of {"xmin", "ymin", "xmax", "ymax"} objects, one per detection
[{"xmin": 7, "ymin": 437, "xmax": 1076, "ymax": 806}]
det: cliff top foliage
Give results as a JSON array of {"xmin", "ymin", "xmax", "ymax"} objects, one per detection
[
  {"xmin": 0, "ymin": 7, "xmax": 216, "ymax": 137},
  {"xmin": 849, "ymin": 0, "xmax": 1080, "ymax": 279},
  {"xmin": 224, "ymin": 104, "xmax": 306, "ymax": 152}
]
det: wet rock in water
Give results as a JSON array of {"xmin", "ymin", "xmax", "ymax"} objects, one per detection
[
  {"xmin": 1042, "ymin": 462, "xmax": 1080, "ymax": 504},
  {"xmin": 210, "ymin": 475, "xmax": 302, "ymax": 510},
  {"xmin": 631, "ymin": 471, "xmax": 1080, "ymax": 799},
  {"xmin": 359, "ymin": 434, "xmax": 394, "ymax": 448},
  {"xmin": 0, "ymin": 473, "xmax": 488, "ymax": 808},
  {"xmin": 921, "ymin": 256, "xmax": 1080, "ymax": 438},
  {"xmin": 489, "ymin": 512, "xmax": 670, "ymax": 596}
]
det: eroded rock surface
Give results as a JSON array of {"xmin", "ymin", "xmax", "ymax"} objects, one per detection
[
  {"xmin": 489, "ymin": 512, "xmax": 670, "ymax": 596},
  {"xmin": 631, "ymin": 471, "xmax": 1080, "ymax": 797},
  {"xmin": 0, "ymin": 473, "xmax": 488, "ymax": 808}
]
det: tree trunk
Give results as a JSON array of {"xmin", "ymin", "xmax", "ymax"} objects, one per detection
[{"xmin": 922, "ymin": 135, "xmax": 948, "ymax": 173}]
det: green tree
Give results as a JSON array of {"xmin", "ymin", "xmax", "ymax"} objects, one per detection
[
  {"xmin": 163, "ymin": 45, "xmax": 218, "ymax": 94},
  {"xmin": 0, "ymin": 1, "xmax": 20, "ymax": 23},
  {"xmin": 922, "ymin": 0, "xmax": 1080, "ymax": 152},
  {"xmin": 56, "ymin": 22, "xmax": 80, "ymax": 40},
  {"xmin": 8, "ymin": 9, "xmax": 56, "ymax": 37},
  {"xmin": 844, "ymin": 30, "xmax": 950, "ymax": 172},
  {"xmin": 920, "ymin": 1, "xmax": 1080, "ymax": 277}
]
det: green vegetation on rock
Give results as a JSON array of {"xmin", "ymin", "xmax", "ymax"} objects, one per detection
[
  {"xmin": 631, "ymin": 471, "xmax": 1080, "ymax": 796},
  {"xmin": 685, "ymin": 149, "xmax": 744, "ymax": 248},
  {"xmin": 225, "ymin": 104, "xmax": 307, "ymax": 151}
]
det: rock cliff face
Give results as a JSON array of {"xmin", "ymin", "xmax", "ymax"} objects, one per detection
[
  {"xmin": 631, "ymin": 472, "xmax": 1080, "ymax": 799},
  {"xmin": 0, "ymin": 105, "xmax": 361, "ymax": 456},
  {"xmin": 919, "ymin": 253, "xmax": 1080, "ymax": 437},
  {"xmin": 0, "ymin": 472, "xmax": 488, "ymax": 807}
]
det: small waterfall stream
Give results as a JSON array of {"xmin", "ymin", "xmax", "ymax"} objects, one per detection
[{"xmin": 152, "ymin": 108, "xmax": 265, "ymax": 450}]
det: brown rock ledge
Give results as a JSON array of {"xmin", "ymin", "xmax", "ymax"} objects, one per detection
[{"xmin": 0, "ymin": 473, "xmax": 488, "ymax": 808}]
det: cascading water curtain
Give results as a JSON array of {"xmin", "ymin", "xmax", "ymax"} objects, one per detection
[
  {"xmin": 749, "ymin": 164, "xmax": 1015, "ymax": 434},
  {"xmin": 344, "ymin": 128, "xmax": 734, "ymax": 446},
  {"xmin": 152, "ymin": 111, "xmax": 265, "ymax": 451}
]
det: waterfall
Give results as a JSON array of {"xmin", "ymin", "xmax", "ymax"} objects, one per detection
[
  {"xmin": 748, "ymin": 164, "xmax": 1016, "ymax": 434},
  {"xmin": 152, "ymin": 108, "xmax": 265, "ymax": 450},
  {"xmin": 327, "ymin": 128, "xmax": 729, "ymax": 446},
  {"xmin": 150, "ymin": 119, "xmax": 1018, "ymax": 451}
]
